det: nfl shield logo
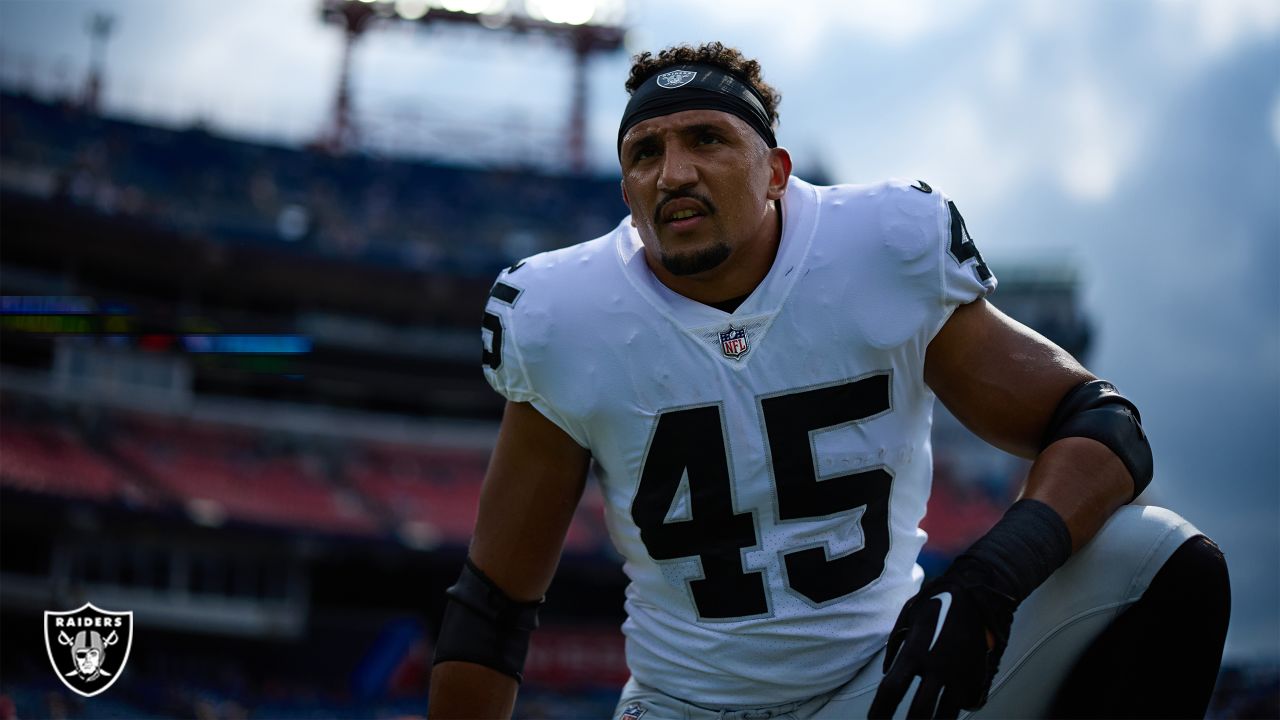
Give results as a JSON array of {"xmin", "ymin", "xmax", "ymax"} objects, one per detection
[
  {"xmin": 620, "ymin": 702, "xmax": 648, "ymax": 720},
  {"xmin": 720, "ymin": 325, "xmax": 749, "ymax": 359},
  {"xmin": 656, "ymin": 69, "xmax": 697, "ymax": 89},
  {"xmin": 44, "ymin": 603, "xmax": 134, "ymax": 697}
]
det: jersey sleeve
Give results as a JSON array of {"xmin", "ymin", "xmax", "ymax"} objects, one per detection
[
  {"xmin": 480, "ymin": 266, "xmax": 592, "ymax": 449},
  {"xmin": 934, "ymin": 191, "xmax": 997, "ymax": 312},
  {"xmin": 843, "ymin": 180, "xmax": 998, "ymax": 351},
  {"xmin": 481, "ymin": 270, "xmax": 537, "ymax": 403}
]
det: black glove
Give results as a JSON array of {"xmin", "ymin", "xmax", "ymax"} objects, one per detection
[{"xmin": 867, "ymin": 557, "xmax": 1018, "ymax": 719}]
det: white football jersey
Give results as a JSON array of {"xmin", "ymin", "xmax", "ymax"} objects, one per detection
[{"xmin": 482, "ymin": 176, "xmax": 996, "ymax": 704}]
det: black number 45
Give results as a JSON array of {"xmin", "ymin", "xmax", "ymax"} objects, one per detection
[{"xmin": 631, "ymin": 373, "xmax": 894, "ymax": 620}]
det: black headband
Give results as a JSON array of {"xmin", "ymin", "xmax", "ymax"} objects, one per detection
[{"xmin": 617, "ymin": 63, "xmax": 777, "ymax": 157}]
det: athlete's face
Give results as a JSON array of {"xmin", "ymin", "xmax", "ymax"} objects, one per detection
[{"xmin": 620, "ymin": 109, "xmax": 790, "ymax": 279}]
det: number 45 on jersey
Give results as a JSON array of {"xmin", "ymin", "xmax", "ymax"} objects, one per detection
[{"xmin": 633, "ymin": 373, "xmax": 894, "ymax": 620}]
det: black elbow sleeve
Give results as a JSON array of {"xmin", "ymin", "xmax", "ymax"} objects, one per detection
[
  {"xmin": 432, "ymin": 558, "xmax": 543, "ymax": 683},
  {"xmin": 1042, "ymin": 380, "xmax": 1153, "ymax": 501}
]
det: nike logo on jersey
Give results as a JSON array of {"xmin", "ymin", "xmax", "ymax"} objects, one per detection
[{"xmin": 929, "ymin": 592, "xmax": 952, "ymax": 651}]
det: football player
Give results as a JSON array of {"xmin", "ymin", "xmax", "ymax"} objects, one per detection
[{"xmin": 428, "ymin": 42, "xmax": 1229, "ymax": 719}]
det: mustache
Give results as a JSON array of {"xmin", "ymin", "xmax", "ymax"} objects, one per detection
[{"xmin": 654, "ymin": 191, "xmax": 717, "ymax": 225}]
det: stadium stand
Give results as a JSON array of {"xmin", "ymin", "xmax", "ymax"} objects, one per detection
[
  {"xmin": 0, "ymin": 390, "xmax": 613, "ymax": 552},
  {"xmin": 0, "ymin": 91, "xmax": 625, "ymax": 276},
  {"xmin": 113, "ymin": 415, "xmax": 380, "ymax": 536},
  {"xmin": 0, "ymin": 417, "xmax": 140, "ymax": 505}
]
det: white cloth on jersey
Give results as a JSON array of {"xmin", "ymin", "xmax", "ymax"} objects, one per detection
[{"xmin": 482, "ymin": 176, "xmax": 996, "ymax": 705}]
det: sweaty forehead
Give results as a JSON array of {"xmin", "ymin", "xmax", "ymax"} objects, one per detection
[{"xmin": 621, "ymin": 109, "xmax": 753, "ymax": 149}]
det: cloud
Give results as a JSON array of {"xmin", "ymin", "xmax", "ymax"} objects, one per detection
[
  {"xmin": 685, "ymin": 0, "xmax": 983, "ymax": 45},
  {"xmin": 639, "ymin": 0, "xmax": 986, "ymax": 68},
  {"xmin": 984, "ymin": 30, "xmax": 1028, "ymax": 92},
  {"xmin": 1272, "ymin": 90, "xmax": 1280, "ymax": 151},
  {"xmin": 1160, "ymin": 0, "xmax": 1280, "ymax": 60},
  {"xmin": 1055, "ymin": 81, "xmax": 1137, "ymax": 201},
  {"xmin": 859, "ymin": 93, "xmax": 1031, "ymax": 212}
]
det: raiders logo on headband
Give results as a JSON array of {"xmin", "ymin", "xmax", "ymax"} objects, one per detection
[{"xmin": 656, "ymin": 69, "xmax": 697, "ymax": 89}]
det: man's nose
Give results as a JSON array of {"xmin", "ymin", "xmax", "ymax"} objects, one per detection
[{"xmin": 656, "ymin": 146, "xmax": 698, "ymax": 191}]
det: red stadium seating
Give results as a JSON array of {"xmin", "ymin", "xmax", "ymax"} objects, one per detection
[
  {"xmin": 919, "ymin": 468, "xmax": 1007, "ymax": 555},
  {"xmin": 0, "ymin": 421, "xmax": 143, "ymax": 504},
  {"xmin": 112, "ymin": 416, "xmax": 379, "ymax": 535},
  {"xmin": 347, "ymin": 441, "xmax": 610, "ymax": 552}
]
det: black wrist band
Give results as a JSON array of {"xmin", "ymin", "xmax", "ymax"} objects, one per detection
[{"xmin": 956, "ymin": 498, "xmax": 1073, "ymax": 604}]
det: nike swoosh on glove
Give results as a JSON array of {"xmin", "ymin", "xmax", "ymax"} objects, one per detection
[{"xmin": 867, "ymin": 557, "xmax": 1018, "ymax": 719}]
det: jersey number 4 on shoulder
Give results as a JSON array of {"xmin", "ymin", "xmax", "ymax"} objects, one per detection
[{"xmin": 631, "ymin": 374, "xmax": 893, "ymax": 620}]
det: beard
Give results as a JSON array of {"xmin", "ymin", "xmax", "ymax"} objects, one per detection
[{"xmin": 658, "ymin": 239, "xmax": 732, "ymax": 276}]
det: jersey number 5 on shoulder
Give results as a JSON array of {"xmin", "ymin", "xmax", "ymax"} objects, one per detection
[{"xmin": 632, "ymin": 373, "xmax": 893, "ymax": 620}]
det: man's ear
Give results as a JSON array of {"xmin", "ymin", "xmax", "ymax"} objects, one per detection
[{"xmin": 767, "ymin": 147, "xmax": 793, "ymax": 200}]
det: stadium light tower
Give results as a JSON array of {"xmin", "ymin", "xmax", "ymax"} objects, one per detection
[
  {"xmin": 82, "ymin": 13, "xmax": 115, "ymax": 113},
  {"xmin": 319, "ymin": 0, "xmax": 626, "ymax": 171},
  {"xmin": 318, "ymin": 0, "xmax": 379, "ymax": 153}
]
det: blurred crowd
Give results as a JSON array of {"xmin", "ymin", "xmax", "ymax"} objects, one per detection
[{"xmin": 0, "ymin": 92, "xmax": 625, "ymax": 276}]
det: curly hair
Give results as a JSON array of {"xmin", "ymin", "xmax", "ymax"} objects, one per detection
[{"xmin": 625, "ymin": 42, "xmax": 781, "ymax": 129}]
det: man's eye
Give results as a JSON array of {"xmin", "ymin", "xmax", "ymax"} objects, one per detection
[
  {"xmin": 634, "ymin": 147, "xmax": 657, "ymax": 161},
  {"xmin": 698, "ymin": 134, "xmax": 722, "ymax": 145}
]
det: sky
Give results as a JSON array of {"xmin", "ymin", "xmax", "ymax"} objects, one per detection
[{"xmin": 1, "ymin": 0, "xmax": 1277, "ymax": 661}]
